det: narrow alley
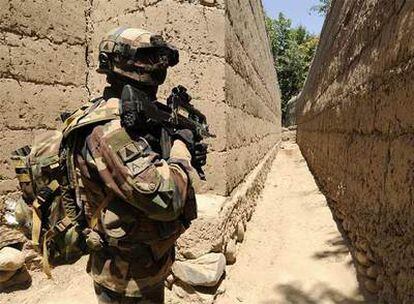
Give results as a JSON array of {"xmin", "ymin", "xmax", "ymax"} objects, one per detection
[{"xmin": 216, "ymin": 140, "xmax": 366, "ymax": 304}]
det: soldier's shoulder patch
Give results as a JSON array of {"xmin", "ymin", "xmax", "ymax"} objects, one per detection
[
  {"xmin": 126, "ymin": 155, "xmax": 153, "ymax": 177},
  {"xmin": 118, "ymin": 143, "xmax": 141, "ymax": 163},
  {"xmin": 117, "ymin": 138, "xmax": 151, "ymax": 164}
]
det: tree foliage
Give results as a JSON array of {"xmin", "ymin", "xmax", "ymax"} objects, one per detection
[
  {"xmin": 266, "ymin": 13, "xmax": 319, "ymax": 125},
  {"xmin": 310, "ymin": 0, "xmax": 332, "ymax": 16}
]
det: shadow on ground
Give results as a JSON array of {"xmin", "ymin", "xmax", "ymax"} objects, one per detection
[
  {"xmin": 312, "ymin": 235, "xmax": 352, "ymax": 261},
  {"xmin": 261, "ymin": 283, "xmax": 370, "ymax": 304}
]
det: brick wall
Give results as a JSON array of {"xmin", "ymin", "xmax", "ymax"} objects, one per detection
[{"xmin": 296, "ymin": 0, "xmax": 414, "ymax": 302}]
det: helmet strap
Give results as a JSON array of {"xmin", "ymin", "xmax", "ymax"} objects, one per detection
[{"xmin": 106, "ymin": 74, "xmax": 158, "ymax": 100}]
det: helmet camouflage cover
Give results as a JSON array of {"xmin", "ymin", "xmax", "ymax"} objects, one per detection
[{"xmin": 97, "ymin": 27, "xmax": 179, "ymax": 85}]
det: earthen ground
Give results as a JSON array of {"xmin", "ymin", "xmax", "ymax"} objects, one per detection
[
  {"xmin": 215, "ymin": 141, "xmax": 369, "ymax": 304},
  {"xmin": 0, "ymin": 257, "xmax": 94, "ymax": 304}
]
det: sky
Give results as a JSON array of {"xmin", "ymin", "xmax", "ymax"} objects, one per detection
[{"xmin": 262, "ymin": 0, "xmax": 326, "ymax": 34}]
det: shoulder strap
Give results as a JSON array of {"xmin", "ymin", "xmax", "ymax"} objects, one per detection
[
  {"xmin": 61, "ymin": 97, "xmax": 120, "ymax": 211},
  {"xmin": 62, "ymin": 97, "xmax": 119, "ymax": 139},
  {"xmin": 31, "ymin": 180, "xmax": 61, "ymax": 247}
]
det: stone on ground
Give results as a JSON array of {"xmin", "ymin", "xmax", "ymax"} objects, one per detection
[
  {"xmin": 0, "ymin": 269, "xmax": 16, "ymax": 283},
  {"xmin": 172, "ymin": 253, "xmax": 226, "ymax": 287},
  {"xmin": 0, "ymin": 225, "xmax": 27, "ymax": 249},
  {"xmin": 0, "ymin": 247, "xmax": 25, "ymax": 272},
  {"xmin": 224, "ymin": 238, "xmax": 237, "ymax": 264},
  {"xmin": 0, "ymin": 267, "xmax": 31, "ymax": 291},
  {"xmin": 236, "ymin": 222, "xmax": 245, "ymax": 242}
]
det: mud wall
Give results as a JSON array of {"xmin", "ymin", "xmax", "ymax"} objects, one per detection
[
  {"xmin": 0, "ymin": 0, "xmax": 89, "ymax": 195},
  {"xmin": 296, "ymin": 0, "xmax": 414, "ymax": 302},
  {"xmin": 225, "ymin": 0, "xmax": 281, "ymax": 194},
  {"xmin": 0, "ymin": 0, "xmax": 280, "ymax": 199}
]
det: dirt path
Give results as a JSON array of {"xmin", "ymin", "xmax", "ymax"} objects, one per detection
[
  {"xmin": 0, "ymin": 257, "xmax": 96, "ymax": 304},
  {"xmin": 1, "ymin": 141, "xmax": 368, "ymax": 304},
  {"xmin": 216, "ymin": 142, "xmax": 367, "ymax": 304}
]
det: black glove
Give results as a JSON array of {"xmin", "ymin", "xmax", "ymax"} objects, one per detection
[
  {"xmin": 193, "ymin": 142, "xmax": 207, "ymax": 169},
  {"xmin": 172, "ymin": 130, "xmax": 208, "ymax": 170},
  {"xmin": 172, "ymin": 129, "xmax": 195, "ymax": 150},
  {"xmin": 37, "ymin": 186, "xmax": 55, "ymax": 204}
]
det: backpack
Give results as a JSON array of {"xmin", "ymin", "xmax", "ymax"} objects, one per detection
[
  {"xmin": 11, "ymin": 131, "xmax": 86, "ymax": 278},
  {"xmin": 11, "ymin": 98, "xmax": 118, "ymax": 277}
]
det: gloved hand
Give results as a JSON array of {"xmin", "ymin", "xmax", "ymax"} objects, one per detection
[
  {"xmin": 37, "ymin": 186, "xmax": 55, "ymax": 204},
  {"xmin": 172, "ymin": 129, "xmax": 194, "ymax": 151},
  {"xmin": 192, "ymin": 142, "xmax": 207, "ymax": 169},
  {"xmin": 172, "ymin": 129, "xmax": 208, "ymax": 172}
]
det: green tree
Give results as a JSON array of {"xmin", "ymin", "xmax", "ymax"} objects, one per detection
[
  {"xmin": 266, "ymin": 13, "xmax": 319, "ymax": 125},
  {"xmin": 310, "ymin": 0, "xmax": 332, "ymax": 16}
]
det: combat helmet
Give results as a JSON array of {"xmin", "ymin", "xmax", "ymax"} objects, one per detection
[{"xmin": 97, "ymin": 27, "xmax": 179, "ymax": 86}]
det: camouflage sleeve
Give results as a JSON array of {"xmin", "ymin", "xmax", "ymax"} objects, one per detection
[{"xmin": 84, "ymin": 121, "xmax": 194, "ymax": 222}]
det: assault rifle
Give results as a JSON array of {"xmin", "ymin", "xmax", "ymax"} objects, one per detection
[{"xmin": 120, "ymin": 84, "xmax": 215, "ymax": 180}]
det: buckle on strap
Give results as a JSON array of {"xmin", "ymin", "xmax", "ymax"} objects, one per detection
[
  {"xmin": 54, "ymin": 216, "xmax": 73, "ymax": 233},
  {"xmin": 37, "ymin": 180, "xmax": 60, "ymax": 204}
]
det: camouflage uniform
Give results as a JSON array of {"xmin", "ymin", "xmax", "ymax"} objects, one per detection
[
  {"xmin": 61, "ymin": 96, "xmax": 193, "ymax": 302},
  {"xmin": 64, "ymin": 28, "xmax": 197, "ymax": 303},
  {"xmin": 13, "ymin": 27, "xmax": 201, "ymax": 303}
]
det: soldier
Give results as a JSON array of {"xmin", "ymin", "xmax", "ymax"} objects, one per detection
[
  {"xmin": 62, "ymin": 27, "xmax": 207, "ymax": 303},
  {"xmin": 11, "ymin": 27, "xmax": 206, "ymax": 302}
]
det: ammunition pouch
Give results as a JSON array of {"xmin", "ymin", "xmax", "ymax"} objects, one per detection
[
  {"xmin": 37, "ymin": 184, "xmax": 58, "ymax": 206},
  {"xmin": 104, "ymin": 233, "xmax": 175, "ymax": 263},
  {"xmin": 100, "ymin": 200, "xmax": 182, "ymax": 262},
  {"xmin": 11, "ymin": 146, "xmax": 35, "ymax": 204}
]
